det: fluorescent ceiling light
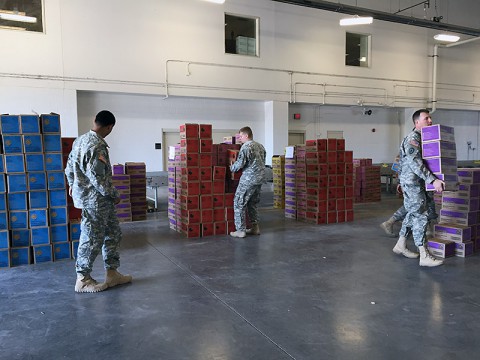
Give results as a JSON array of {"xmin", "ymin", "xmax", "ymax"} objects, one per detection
[
  {"xmin": 202, "ymin": 0, "xmax": 225, "ymax": 4},
  {"xmin": 434, "ymin": 34, "xmax": 460, "ymax": 42},
  {"xmin": 0, "ymin": 12, "xmax": 37, "ymax": 23},
  {"xmin": 340, "ymin": 16, "xmax": 373, "ymax": 26}
]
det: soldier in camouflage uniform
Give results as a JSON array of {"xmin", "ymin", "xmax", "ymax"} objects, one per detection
[
  {"xmin": 393, "ymin": 109, "xmax": 444, "ymax": 267},
  {"xmin": 230, "ymin": 127, "xmax": 266, "ymax": 238},
  {"xmin": 65, "ymin": 110, "xmax": 132, "ymax": 292}
]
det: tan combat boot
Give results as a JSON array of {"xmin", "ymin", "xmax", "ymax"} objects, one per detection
[
  {"xmin": 105, "ymin": 269, "xmax": 132, "ymax": 288},
  {"xmin": 246, "ymin": 224, "xmax": 260, "ymax": 235},
  {"xmin": 419, "ymin": 245, "xmax": 444, "ymax": 267},
  {"xmin": 392, "ymin": 236, "xmax": 419, "ymax": 259},
  {"xmin": 380, "ymin": 217, "xmax": 396, "ymax": 237},
  {"xmin": 75, "ymin": 274, "xmax": 108, "ymax": 293}
]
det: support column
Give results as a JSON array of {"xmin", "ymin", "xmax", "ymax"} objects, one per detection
[{"xmin": 264, "ymin": 101, "xmax": 288, "ymax": 166}]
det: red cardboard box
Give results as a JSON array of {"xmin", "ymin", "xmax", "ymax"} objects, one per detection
[
  {"xmin": 337, "ymin": 211, "xmax": 346, "ymax": 223},
  {"xmin": 213, "ymin": 194, "xmax": 225, "ymax": 208},
  {"xmin": 199, "ymin": 124, "xmax": 212, "ymax": 139},
  {"xmin": 336, "ymin": 187, "xmax": 346, "ymax": 199},
  {"xmin": 180, "ymin": 153, "xmax": 199, "ymax": 167},
  {"xmin": 336, "ymin": 199, "xmax": 345, "ymax": 211},
  {"xmin": 336, "ymin": 139, "xmax": 345, "ymax": 151},
  {"xmin": 328, "ymin": 163, "xmax": 337, "ymax": 175},
  {"xmin": 200, "ymin": 139, "xmax": 213, "ymax": 153},
  {"xmin": 327, "ymin": 211, "xmax": 337, "ymax": 224},
  {"xmin": 212, "ymin": 181, "xmax": 225, "ymax": 194},
  {"xmin": 345, "ymin": 151, "xmax": 353, "ymax": 163},
  {"xmin": 327, "ymin": 139, "xmax": 337, "ymax": 151},
  {"xmin": 336, "ymin": 175, "xmax": 345, "ymax": 187},
  {"xmin": 213, "ymin": 166, "xmax": 226, "ymax": 180},
  {"xmin": 181, "ymin": 167, "xmax": 199, "ymax": 182},
  {"xmin": 201, "ymin": 222, "xmax": 214, "ymax": 237},
  {"xmin": 200, "ymin": 181, "xmax": 212, "ymax": 195},
  {"xmin": 180, "ymin": 138, "xmax": 200, "ymax": 153},
  {"xmin": 184, "ymin": 223, "xmax": 201, "ymax": 238},
  {"xmin": 228, "ymin": 149, "xmax": 239, "ymax": 163},
  {"xmin": 346, "ymin": 210, "xmax": 354, "ymax": 222},
  {"xmin": 181, "ymin": 181, "xmax": 200, "ymax": 196},
  {"xmin": 200, "ymin": 153, "xmax": 213, "ymax": 167},
  {"xmin": 214, "ymin": 208, "xmax": 225, "ymax": 222},
  {"xmin": 318, "ymin": 152, "xmax": 327, "ymax": 164},
  {"xmin": 214, "ymin": 221, "xmax": 227, "ymax": 235},
  {"xmin": 328, "ymin": 199, "xmax": 336, "ymax": 211},
  {"xmin": 336, "ymin": 151, "xmax": 345, "ymax": 163},
  {"xmin": 328, "ymin": 176, "xmax": 337, "ymax": 188},
  {"xmin": 327, "ymin": 152, "xmax": 337, "ymax": 163},
  {"xmin": 345, "ymin": 198, "xmax": 353, "ymax": 210},
  {"xmin": 345, "ymin": 163, "xmax": 353, "ymax": 173},
  {"xmin": 200, "ymin": 195, "xmax": 213, "ymax": 209},
  {"xmin": 180, "ymin": 124, "xmax": 199, "ymax": 139},
  {"xmin": 200, "ymin": 167, "xmax": 212, "ymax": 181},
  {"xmin": 201, "ymin": 209, "xmax": 214, "ymax": 223},
  {"xmin": 180, "ymin": 195, "xmax": 199, "ymax": 210},
  {"xmin": 318, "ymin": 176, "xmax": 328, "ymax": 187},
  {"xmin": 183, "ymin": 209, "xmax": 201, "ymax": 224}
]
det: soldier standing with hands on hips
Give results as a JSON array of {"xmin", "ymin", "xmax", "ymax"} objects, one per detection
[
  {"xmin": 393, "ymin": 109, "xmax": 445, "ymax": 267},
  {"xmin": 229, "ymin": 127, "xmax": 267, "ymax": 238},
  {"xmin": 65, "ymin": 110, "xmax": 132, "ymax": 293}
]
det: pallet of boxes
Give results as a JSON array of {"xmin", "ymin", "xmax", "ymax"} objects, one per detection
[
  {"xmin": 167, "ymin": 124, "xmax": 238, "ymax": 238},
  {"xmin": 284, "ymin": 139, "xmax": 354, "ymax": 224},
  {"xmin": 353, "ymin": 158, "xmax": 382, "ymax": 203},
  {"xmin": 0, "ymin": 113, "xmax": 73, "ymax": 268},
  {"xmin": 421, "ymin": 124, "xmax": 477, "ymax": 258}
]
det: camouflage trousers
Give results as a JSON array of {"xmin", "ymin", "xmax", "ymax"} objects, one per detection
[
  {"xmin": 76, "ymin": 204, "xmax": 122, "ymax": 275},
  {"xmin": 234, "ymin": 181, "xmax": 262, "ymax": 231},
  {"xmin": 393, "ymin": 192, "xmax": 437, "ymax": 222},
  {"xmin": 399, "ymin": 184, "xmax": 429, "ymax": 247}
]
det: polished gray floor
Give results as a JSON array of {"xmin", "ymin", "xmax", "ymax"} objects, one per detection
[{"xmin": 1, "ymin": 192, "xmax": 480, "ymax": 360}]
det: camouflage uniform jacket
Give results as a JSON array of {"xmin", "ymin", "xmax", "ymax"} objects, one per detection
[
  {"xmin": 230, "ymin": 140, "xmax": 266, "ymax": 185},
  {"xmin": 65, "ymin": 130, "xmax": 119, "ymax": 209},
  {"xmin": 398, "ymin": 128, "xmax": 437, "ymax": 186}
]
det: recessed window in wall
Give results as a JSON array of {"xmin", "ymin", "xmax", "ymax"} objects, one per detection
[
  {"xmin": 0, "ymin": 0, "xmax": 43, "ymax": 32},
  {"xmin": 225, "ymin": 13, "xmax": 258, "ymax": 56},
  {"xmin": 345, "ymin": 32, "xmax": 370, "ymax": 67}
]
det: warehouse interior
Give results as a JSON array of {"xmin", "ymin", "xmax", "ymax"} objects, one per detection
[{"xmin": 1, "ymin": 0, "xmax": 480, "ymax": 359}]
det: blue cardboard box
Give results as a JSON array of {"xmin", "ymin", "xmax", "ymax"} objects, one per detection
[
  {"xmin": 0, "ymin": 115, "xmax": 21, "ymax": 134},
  {"xmin": 70, "ymin": 221, "xmax": 81, "ymax": 241},
  {"xmin": 9, "ymin": 211, "xmax": 28, "ymax": 229},
  {"xmin": 40, "ymin": 114, "xmax": 61, "ymax": 133},
  {"xmin": 0, "ymin": 175, "xmax": 5, "ymax": 192},
  {"xmin": 0, "ymin": 248, "xmax": 10, "ymax": 267},
  {"xmin": 23, "ymin": 134, "xmax": 43, "ymax": 153},
  {"xmin": 49, "ymin": 189, "xmax": 67, "ymax": 207},
  {"xmin": 50, "ymin": 224, "xmax": 68, "ymax": 243},
  {"xmin": 45, "ymin": 153, "xmax": 63, "ymax": 171},
  {"xmin": 0, "ymin": 211, "xmax": 7, "ymax": 230},
  {"xmin": 4, "ymin": 154, "xmax": 26, "ymax": 173},
  {"xmin": 11, "ymin": 229, "xmax": 30, "ymax": 247},
  {"xmin": 53, "ymin": 242, "xmax": 71, "ymax": 261},
  {"xmin": 29, "ymin": 191, "xmax": 48, "ymax": 209},
  {"xmin": 7, "ymin": 192, "xmax": 28, "ymax": 211},
  {"xmin": 10, "ymin": 247, "xmax": 30, "ymax": 266},
  {"xmin": 31, "ymin": 226, "xmax": 50, "ymax": 245},
  {"xmin": 43, "ymin": 134, "xmax": 62, "ymax": 152},
  {"xmin": 71, "ymin": 240, "xmax": 79, "ymax": 259},
  {"xmin": 47, "ymin": 171, "xmax": 66, "ymax": 190},
  {"xmin": 20, "ymin": 115, "xmax": 40, "ymax": 134},
  {"xmin": 0, "ymin": 193, "xmax": 6, "ymax": 211},
  {"xmin": 28, "ymin": 172, "xmax": 47, "ymax": 191},
  {"xmin": 29, "ymin": 209, "xmax": 48, "ymax": 228},
  {"xmin": 2, "ymin": 135, "xmax": 23, "ymax": 153},
  {"xmin": 49, "ymin": 207, "xmax": 68, "ymax": 225},
  {"xmin": 7, "ymin": 173, "xmax": 27, "ymax": 193},
  {"xmin": 25, "ymin": 153, "xmax": 45, "ymax": 172},
  {"xmin": 32, "ymin": 244, "xmax": 52, "ymax": 263},
  {"xmin": 0, "ymin": 230, "xmax": 9, "ymax": 248}
]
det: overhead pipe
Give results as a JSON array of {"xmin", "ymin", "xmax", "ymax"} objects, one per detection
[{"xmin": 271, "ymin": 0, "xmax": 480, "ymax": 37}]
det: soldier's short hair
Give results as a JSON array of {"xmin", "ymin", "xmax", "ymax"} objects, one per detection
[
  {"xmin": 95, "ymin": 110, "xmax": 116, "ymax": 127},
  {"xmin": 239, "ymin": 126, "xmax": 253, "ymax": 139},
  {"xmin": 412, "ymin": 109, "xmax": 429, "ymax": 124}
]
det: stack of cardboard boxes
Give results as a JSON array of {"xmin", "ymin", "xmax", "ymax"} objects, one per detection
[
  {"xmin": 167, "ymin": 123, "xmax": 237, "ymax": 238},
  {"xmin": 0, "ymin": 114, "xmax": 71, "ymax": 268},
  {"xmin": 126, "ymin": 162, "xmax": 147, "ymax": 221},
  {"xmin": 353, "ymin": 159, "xmax": 381, "ymax": 203},
  {"xmin": 272, "ymin": 155, "xmax": 285, "ymax": 209},
  {"xmin": 284, "ymin": 139, "xmax": 355, "ymax": 224}
]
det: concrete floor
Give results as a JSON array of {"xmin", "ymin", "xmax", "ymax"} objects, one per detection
[{"xmin": 1, "ymin": 192, "xmax": 480, "ymax": 360}]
